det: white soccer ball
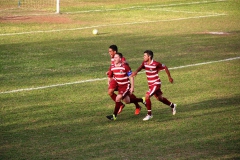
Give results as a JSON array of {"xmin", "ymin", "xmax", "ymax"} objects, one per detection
[{"xmin": 92, "ymin": 29, "xmax": 98, "ymax": 35}]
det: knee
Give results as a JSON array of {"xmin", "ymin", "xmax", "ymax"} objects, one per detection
[
  {"xmin": 116, "ymin": 95, "xmax": 122, "ymax": 102},
  {"xmin": 145, "ymin": 94, "xmax": 150, "ymax": 100},
  {"xmin": 158, "ymin": 96, "xmax": 163, "ymax": 101},
  {"xmin": 108, "ymin": 89, "xmax": 114, "ymax": 96}
]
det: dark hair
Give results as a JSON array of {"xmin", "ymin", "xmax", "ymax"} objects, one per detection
[
  {"xmin": 109, "ymin": 45, "xmax": 118, "ymax": 52},
  {"xmin": 115, "ymin": 52, "xmax": 123, "ymax": 58},
  {"xmin": 144, "ymin": 50, "xmax": 153, "ymax": 59}
]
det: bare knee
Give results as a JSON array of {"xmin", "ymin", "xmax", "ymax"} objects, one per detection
[
  {"xmin": 157, "ymin": 95, "xmax": 163, "ymax": 101},
  {"xmin": 145, "ymin": 94, "xmax": 150, "ymax": 100},
  {"xmin": 108, "ymin": 89, "xmax": 114, "ymax": 96},
  {"xmin": 116, "ymin": 95, "xmax": 123, "ymax": 102},
  {"xmin": 123, "ymin": 96, "xmax": 130, "ymax": 104}
]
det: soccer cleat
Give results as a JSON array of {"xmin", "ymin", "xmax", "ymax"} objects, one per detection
[
  {"xmin": 143, "ymin": 114, "xmax": 153, "ymax": 121},
  {"xmin": 117, "ymin": 104, "xmax": 125, "ymax": 114},
  {"xmin": 142, "ymin": 97, "xmax": 146, "ymax": 105},
  {"xmin": 106, "ymin": 114, "xmax": 117, "ymax": 120},
  {"xmin": 172, "ymin": 104, "xmax": 177, "ymax": 115},
  {"xmin": 135, "ymin": 107, "xmax": 141, "ymax": 115}
]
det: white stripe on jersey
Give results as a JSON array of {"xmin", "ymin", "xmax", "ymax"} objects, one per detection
[
  {"xmin": 117, "ymin": 81, "xmax": 129, "ymax": 85},
  {"xmin": 114, "ymin": 72, "xmax": 126, "ymax": 76},
  {"xmin": 148, "ymin": 79, "xmax": 161, "ymax": 84},
  {"xmin": 111, "ymin": 67, "xmax": 125, "ymax": 71},
  {"xmin": 147, "ymin": 74, "xmax": 159, "ymax": 78},
  {"xmin": 146, "ymin": 70, "xmax": 158, "ymax": 74},
  {"xmin": 145, "ymin": 65, "xmax": 157, "ymax": 69},
  {"xmin": 115, "ymin": 77, "xmax": 128, "ymax": 81}
]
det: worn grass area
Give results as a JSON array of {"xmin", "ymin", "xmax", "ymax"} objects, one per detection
[{"xmin": 1, "ymin": 0, "xmax": 240, "ymax": 159}]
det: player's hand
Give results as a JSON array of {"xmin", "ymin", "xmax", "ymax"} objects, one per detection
[
  {"xmin": 130, "ymin": 71, "xmax": 137, "ymax": 77},
  {"xmin": 108, "ymin": 77, "xmax": 112, "ymax": 85},
  {"xmin": 130, "ymin": 88, "xmax": 134, "ymax": 94},
  {"xmin": 106, "ymin": 71, "xmax": 109, "ymax": 75},
  {"xmin": 169, "ymin": 77, "xmax": 174, "ymax": 83}
]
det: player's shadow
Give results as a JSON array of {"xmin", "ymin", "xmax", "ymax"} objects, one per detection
[{"xmin": 154, "ymin": 95, "xmax": 240, "ymax": 122}]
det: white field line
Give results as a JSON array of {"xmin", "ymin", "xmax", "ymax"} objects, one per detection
[
  {"xmin": 148, "ymin": 8, "xmax": 222, "ymax": 15},
  {"xmin": 0, "ymin": 14, "xmax": 226, "ymax": 36},
  {"xmin": 0, "ymin": 56, "xmax": 239, "ymax": 95},
  {"xmin": 65, "ymin": 0, "xmax": 226, "ymax": 14}
]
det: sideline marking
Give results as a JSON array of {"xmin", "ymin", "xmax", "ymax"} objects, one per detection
[
  {"xmin": 0, "ymin": 57, "xmax": 239, "ymax": 95},
  {"xmin": 0, "ymin": 14, "xmax": 226, "ymax": 36}
]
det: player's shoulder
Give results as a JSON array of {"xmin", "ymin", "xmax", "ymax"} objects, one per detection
[
  {"xmin": 122, "ymin": 57, "xmax": 127, "ymax": 63},
  {"xmin": 110, "ymin": 64, "xmax": 115, "ymax": 68},
  {"xmin": 122, "ymin": 63, "xmax": 131, "ymax": 69},
  {"xmin": 153, "ymin": 60, "xmax": 162, "ymax": 65},
  {"xmin": 122, "ymin": 63, "xmax": 129, "ymax": 67}
]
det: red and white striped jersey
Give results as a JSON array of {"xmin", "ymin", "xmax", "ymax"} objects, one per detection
[
  {"xmin": 108, "ymin": 56, "xmax": 127, "ymax": 77},
  {"xmin": 108, "ymin": 63, "xmax": 131, "ymax": 86},
  {"xmin": 140, "ymin": 60, "xmax": 166, "ymax": 86}
]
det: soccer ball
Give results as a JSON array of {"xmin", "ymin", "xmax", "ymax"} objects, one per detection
[{"xmin": 92, "ymin": 29, "xmax": 98, "ymax": 35}]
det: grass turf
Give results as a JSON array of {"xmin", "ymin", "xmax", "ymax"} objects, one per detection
[{"xmin": 0, "ymin": 0, "xmax": 240, "ymax": 159}]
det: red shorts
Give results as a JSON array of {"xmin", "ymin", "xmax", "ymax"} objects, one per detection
[
  {"xmin": 108, "ymin": 78, "xmax": 118, "ymax": 91},
  {"xmin": 108, "ymin": 79, "xmax": 130, "ymax": 98},
  {"xmin": 118, "ymin": 83, "xmax": 130, "ymax": 99},
  {"xmin": 146, "ymin": 84, "xmax": 163, "ymax": 98}
]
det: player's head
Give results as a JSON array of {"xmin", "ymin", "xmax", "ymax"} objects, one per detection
[
  {"xmin": 114, "ymin": 52, "xmax": 122, "ymax": 64},
  {"xmin": 116, "ymin": 52, "xmax": 123, "ymax": 58},
  {"xmin": 109, "ymin": 45, "xmax": 118, "ymax": 52},
  {"xmin": 144, "ymin": 50, "xmax": 153, "ymax": 61},
  {"xmin": 109, "ymin": 45, "xmax": 118, "ymax": 58}
]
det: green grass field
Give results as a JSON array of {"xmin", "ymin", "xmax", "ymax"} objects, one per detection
[{"xmin": 1, "ymin": 0, "xmax": 240, "ymax": 159}]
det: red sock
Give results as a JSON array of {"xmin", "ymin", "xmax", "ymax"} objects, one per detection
[
  {"xmin": 130, "ymin": 94, "xmax": 142, "ymax": 108},
  {"xmin": 110, "ymin": 93, "xmax": 117, "ymax": 101},
  {"xmin": 146, "ymin": 98, "xmax": 152, "ymax": 115},
  {"xmin": 110, "ymin": 93, "xmax": 124, "ymax": 106},
  {"xmin": 114, "ymin": 102, "xmax": 122, "ymax": 116},
  {"xmin": 160, "ymin": 97, "xmax": 171, "ymax": 106}
]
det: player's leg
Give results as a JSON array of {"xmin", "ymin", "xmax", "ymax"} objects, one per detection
[
  {"xmin": 108, "ymin": 88, "xmax": 115, "ymax": 101},
  {"xmin": 129, "ymin": 94, "xmax": 144, "ymax": 115},
  {"xmin": 106, "ymin": 94, "xmax": 123, "ymax": 120},
  {"xmin": 155, "ymin": 86, "xmax": 177, "ymax": 115},
  {"xmin": 129, "ymin": 94, "xmax": 142, "ymax": 107},
  {"xmin": 142, "ymin": 86, "xmax": 156, "ymax": 121},
  {"xmin": 108, "ymin": 79, "xmax": 118, "ymax": 101},
  {"xmin": 108, "ymin": 79, "xmax": 125, "ymax": 112}
]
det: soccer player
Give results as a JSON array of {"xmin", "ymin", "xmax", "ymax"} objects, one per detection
[
  {"xmin": 131, "ymin": 50, "xmax": 177, "ymax": 121},
  {"xmin": 106, "ymin": 53, "xmax": 144, "ymax": 120},
  {"xmin": 107, "ymin": 45, "xmax": 142, "ymax": 115}
]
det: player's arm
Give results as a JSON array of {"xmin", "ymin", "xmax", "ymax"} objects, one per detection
[
  {"xmin": 126, "ymin": 66, "xmax": 134, "ymax": 94},
  {"xmin": 164, "ymin": 65, "xmax": 173, "ymax": 83},
  {"xmin": 107, "ymin": 66, "xmax": 114, "ymax": 84},
  {"xmin": 129, "ymin": 75, "xmax": 134, "ymax": 94},
  {"xmin": 106, "ymin": 65, "xmax": 111, "ymax": 75},
  {"xmin": 122, "ymin": 57, "xmax": 128, "ymax": 65},
  {"xmin": 131, "ymin": 62, "xmax": 144, "ymax": 77},
  {"xmin": 157, "ymin": 62, "xmax": 173, "ymax": 83}
]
